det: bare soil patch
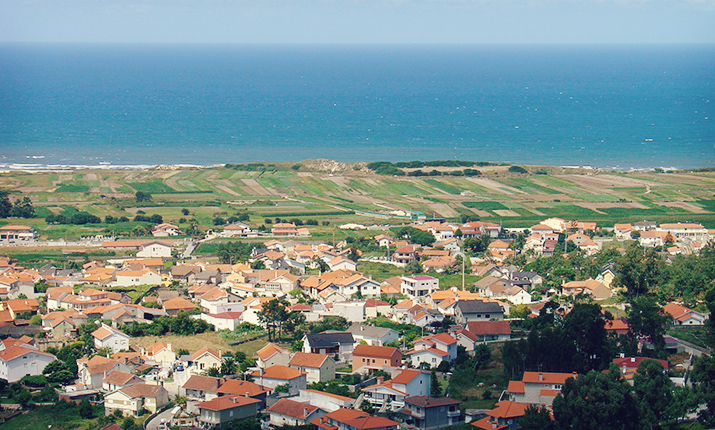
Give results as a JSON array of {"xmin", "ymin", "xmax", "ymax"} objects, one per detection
[
  {"xmin": 656, "ymin": 201, "xmax": 710, "ymax": 213},
  {"xmin": 130, "ymin": 331, "xmax": 269, "ymax": 356},
  {"xmin": 242, "ymin": 179, "xmax": 273, "ymax": 196},
  {"xmin": 427, "ymin": 203, "xmax": 459, "ymax": 218},
  {"xmin": 574, "ymin": 201, "xmax": 649, "ymax": 215},
  {"xmin": 493, "ymin": 209, "xmax": 520, "ymax": 217}
]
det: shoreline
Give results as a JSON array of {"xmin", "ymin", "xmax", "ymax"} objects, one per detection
[{"xmin": 0, "ymin": 161, "xmax": 694, "ymax": 174}]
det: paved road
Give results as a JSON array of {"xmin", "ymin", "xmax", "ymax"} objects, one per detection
[{"xmin": 145, "ymin": 406, "xmax": 174, "ymax": 430}]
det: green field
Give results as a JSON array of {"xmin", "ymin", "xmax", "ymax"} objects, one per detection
[{"xmin": 2, "ymin": 162, "xmax": 715, "ymax": 243}]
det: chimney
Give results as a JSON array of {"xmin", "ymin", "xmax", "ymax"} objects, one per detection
[
  {"xmin": 304, "ymin": 408, "xmax": 308, "ymax": 418},
  {"xmin": 377, "ymin": 376, "xmax": 385, "ymax": 385},
  {"xmin": 538, "ymin": 373, "xmax": 543, "ymax": 381},
  {"xmin": 630, "ymin": 357, "xmax": 636, "ymax": 363}
]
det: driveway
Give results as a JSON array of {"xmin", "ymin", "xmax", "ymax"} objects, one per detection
[{"xmin": 145, "ymin": 406, "xmax": 174, "ymax": 430}]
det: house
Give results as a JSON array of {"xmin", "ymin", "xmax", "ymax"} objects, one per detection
[
  {"xmin": 408, "ymin": 333, "xmax": 458, "ymax": 368},
  {"xmin": 152, "ymin": 223, "xmax": 181, "ymax": 237},
  {"xmin": 2, "ymin": 298, "xmax": 40, "ymax": 319},
  {"xmin": 268, "ymin": 398, "xmax": 326, "ymax": 427},
  {"xmin": 195, "ymin": 395, "xmax": 262, "ymax": 427},
  {"xmin": 113, "ymin": 268, "xmax": 162, "ymax": 287},
  {"xmin": 92, "ymin": 323, "xmax": 130, "ymax": 353},
  {"xmin": 312, "ymin": 408, "xmax": 399, "ymax": 430},
  {"xmin": 639, "ymin": 230, "xmax": 671, "ymax": 248},
  {"xmin": 200, "ymin": 311, "xmax": 243, "ymax": 331},
  {"xmin": 162, "ymin": 297, "xmax": 199, "ymax": 316},
  {"xmin": 192, "ymin": 346, "xmax": 222, "ymax": 371},
  {"xmin": 466, "ymin": 321, "xmax": 511, "ymax": 342},
  {"xmin": 256, "ymin": 343, "xmax": 291, "ymax": 368},
  {"xmin": 216, "ymin": 379, "xmax": 270, "ymax": 407},
  {"xmin": 561, "ymin": 279, "xmax": 612, "ymax": 300},
  {"xmin": 612, "ymin": 357, "xmax": 669, "ymax": 384},
  {"xmin": 393, "ymin": 246, "xmax": 418, "ymax": 264},
  {"xmin": 471, "ymin": 401, "xmax": 529, "ymax": 430},
  {"xmin": 352, "ymin": 344, "xmax": 401, "ymax": 373},
  {"xmin": 364, "ymin": 300, "xmax": 392, "ymax": 319},
  {"xmin": 140, "ymin": 342, "xmax": 176, "ymax": 366},
  {"xmin": 614, "ymin": 223, "xmax": 633, "ymax": 239},
  {"xmin": 222, "ymin": 222, "xmax": 252, "ymax": 237},
  {"xmin": 251, "ymin": 365, "xmax": 307, "ymax": 395},
  {"xmin": 401, "ymin": 396, "xmax": 463, "ymax": 430},
  {"xmin": 77, "ymin": 355, "xmax": 131, "ymax": 389},
  {"xmin": 289, "ymin": 352, "xmax": 336, "ymax": 383},
  {"xmin": 361, "ymin": 368, "xmax": 430, "ymax": 411},
  {"xmin": 605, "ymin": 319, "xmax": 631, "ymax": 336},
  {"xmin": 297, "ymin": 389, "xmax": 356, "ymax": 412},
  {"xmin": 401, "ymin": 276, "xmax": 439, "ymax": 302},
  {"xmin": 104, "ymin": 383, "xmax": 170, "ymax": 417},
  {"xmin": 182, "ymin": 375, "xmax": 222, "ymax": 402},
  {"xmin": 506, "ymin": 371, "xmax": 577, "ymax": 406},
  {"xmin": 0, "ymin": 344, "xmax": 56, "ymax": 382},
  {"xmin": 136, "ymin": 242, "xmax": 173, "ymax": 258},
  {"xmin": 0, "ymin": 225, "xmax": 37, "ymax": 242},
  {"xmin": 303, "ymin": 332, "xmax": 355, "ymax": 362},
  {"xmin": 374, "ymin": 235, "xmax": 392, "ymax": 247},
  {"xmin": 662, "ymin": 303, "xmax": 708, "ymax": 326},
  {"xmin": 328, "ymin": 257, "xmax": 358, "ymax": 272},
  {"xmin": 454, "ymin": 300, "xmax": 504, "ymax": 325},
  {"xmin": 347, "ymin": 324, "xmax": 399, "ymax": 346},
  {"xmin": 659, "ymin": 222, "xmax": 709, "ymax": 242},
  {"xmin": 101, "ymin": 370, "xmax": 143, "ymax": 392}
]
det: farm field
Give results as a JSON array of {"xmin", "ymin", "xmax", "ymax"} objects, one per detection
[{"xmin": 2, "ymin": 161, "xmax": 715, "ymax": 243}]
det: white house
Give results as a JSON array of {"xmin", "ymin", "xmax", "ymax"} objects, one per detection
[
  {"xmin": 0, "ymin": 345, "xmax": 56, "ymax": 382},
  {"xmin": 268, "ymin": 398, "xmax": 326, "ymax": 427},
  {"xmin": 200, "ymin": 312, "xmax": 243, "ymax": 331},
  {"xmin": 137, "ymin": 242, "xmax": 173, "ymax": 258},
  {"xmin": 92, "ymin": 323, "xmax": 130, "ymax": 353},
  {"xmin": 401, "ymin": 276, "xmax": 439, "ymax": 302},
  {"xmin": 113, "ymin": 268, "xmax": 162, "ymax": 287},
  {"xmin": 288, "ymin": 352, "xmax": 336, "ymax": 383},
  {"xmin": 252, "ymin": 365, "xmax": 308, "ymax": 395},
  {"xmin": 408, "ymin": 333, "xmax": 458, "ymax": 368},
  {"xmin": 361, "ymin": 368, "xmax": 430, "ymax": 411}
]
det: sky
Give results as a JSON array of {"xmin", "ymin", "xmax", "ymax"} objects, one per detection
[{"xmin": 0, "ymin": 0, "xmax": 713, "ymax": 44}]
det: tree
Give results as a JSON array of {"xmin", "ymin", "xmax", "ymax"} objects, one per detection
[
  {"xmin": 430, "ymin": 369, "xmax": 442, "ymax": 397},
  {"xmin": 405, "ymin": 260, "xmax": 423, "ymax": 274},
  {"xmin": 221, "ymin": 358, "xmax": 238, "ymax": 376},
  {"xmin": 614, "ymin": 244, "xmax": 662, "ymax": 297},
  {"xmin": 562, "ymin": 303, "xmax": 611, "ymax": 372},
  {"xmin": 78, "ymin": 399, "xmax": 93, "ymax": 418},
  {"xmin": 258, "ymin": 298, "xmax": 290, "ymax": 341},
  {"xmin": 633, "ymin": 359, "xmax": 673, "ymax": 429},
  {"xmin": 553, "ymin": 369, "xmax": 640, "ymax": 430},
  {"xmin": 627, "ymin": 297, "xmax": 669, "ymax": 352},
  {"xmin": 135, "ymin": 191, "xmax": 152, "ymax": 202},
  {"xmin": 15, "ymin": 388, "xmax": 31, "ymax": 408},
  {"xmin": 690, "ymin": 354, "xmax": 715, "ymax": 427},
  {"xmin": 518, "ymin": 405, "xmax": 557, "ymax": 430}
]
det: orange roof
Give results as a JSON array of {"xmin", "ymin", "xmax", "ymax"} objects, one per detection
[
  {"xmin": 507, "ymin": 381, "xmax": 525, "ymax": 394},
  {"xmin": 353, "ymin": 344, "xmax": 400, "ymax": 359},
  {"xmin": 268, "ymin": 398, "xmax": 320, "ymax": 420},
  {"xmin": 0, "ymin": 345, "xmax": 54, "ymax": 362},
  {"xmin": 196, "ymin": 396, "xmax": 261, "ymax": 411},
  {"xmin": 302, "ymin": 389, "xmax": 354, "ymax": 402},
  {"xmin": 288, "ymin": 352, "xmax": 330, "ymax": 368},
  {"xmin": 256, "ymin": 343, "xmax": 286, "ymax": 361},
  {"xmin": 252, "ymin": 365, "xmax": 306, "ymax": 380},
  {"xmin": 390, "ymin": 369, "xmax": 422, "ymax": 385},
  {"xmin": 522, "ymin": 371, "xmax": 577, "ymax": 385},
  {"xmin": 192, "ymin": 346, "xmax": 221, "ymax": 361},
  {"xmin": 200, "ymin": 287, "xmax": 228, "ymax": 301},
  {"xmin": 102, "ymin": 370, "xmax": 138, "ymax": 386},
  {"xmin": 486, "ymin": 401, "xmax": 530, "ymax": 419},
  {"xmin": 162, "ymin": 297, "xmax": 198, "ymax": 311},
  {"xmin": 217, "ymin": 379, "xmax": 268, "ymax": 396}
]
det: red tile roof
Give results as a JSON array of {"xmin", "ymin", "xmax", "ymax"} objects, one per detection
[
  {"xmin": 196, "ymin": 395, "xmax": 261, "ymax": 411},
  {"xmin": 268, "ymin": 398, "xmax": 320, "ymax": 419},
  {"xmin": 252, "ymin": 365, "xmax": 306, "ymax": 380},
  {"xmin": 353, "ymin": 344, "xmax": 400, "ymax": 359},
  {"xmin": 288, "ymin": 352, "xmax": 330, "ymax": 368}
]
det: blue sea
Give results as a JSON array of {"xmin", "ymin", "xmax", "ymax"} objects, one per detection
[{"xmin": 0, "ymin": 44, "xmax": 713, "ymax": 169}]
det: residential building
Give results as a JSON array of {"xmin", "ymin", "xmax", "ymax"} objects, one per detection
[
  {"xmin": 216, "ymin": 379, "xmax": 270, "ymax": 407},
  {"xmin": 101, "ymin": 370, "xmax": 143, "ymax": 392},
  {"xmin": 104, "ymin": 383, "xmax": 170, "ymax": 417},
  {"xmin": 0, "ymin": 225, "xmax": 37, "ymax": 242},
  {"xmin": 196, "ymin": 395, "xmax": 262, "ymax": 427},
  {"xmin": 303, "ymin": 332, "xmax": 355, "ymax": 362},
  {"xmin": 312, "ymin": 408, "xmax": 399, "ymax": 430},
  {"xmin": 352, "ymin": 344, "xmax": 402, "ymax": 373},
  {"xmin": 347, "ymin": 324, "xmax": 399, "ymax": 346},
  {"xmin": 408, "ymin": 333, "xmax": 457, "ymax": 368},
  {"xmin": 136, "ymin": 242, "xmax": 173, "ymax": 258},
  {"xmin": 454, "ymin": 300, "xmax": 504, "ymax": 325},
  {"xmin": 0, "ymin": 344, "xmax": 56, "ymax": 382},
  {"xmin": 288, "ymin": 352, "xmax": 336, "ymax": 383},
  {"xmin": 361, "ymin": 369, "xmax": 430, "ymax": 411},
  {"xmin": 77, "ymin": 355, "xmax": 131, "ymax": 389},
  {"xmin": 506, "ymin": 371, "xmax": 577, "ymax": 406},
  {"xmin": 140, "ymin": 342, "xmax": 176, "ymax": 366},
  {"xmin": 192, "ymin": 346, "xmax": 222, "ymax": 371},
  {"xmin": 182, "ymin": 375, "xmax": 221, "ymax": 402},
  {"xmin": 662, "ymin": 302, "xmax": 709, "ymax": 326},
  {"xmin": 92, "ymin": 323, "xmax": 130, "ymax": 353},
  {"xmin": 297, "ymin": 389, "xmax": 355, "ymax": 412},
  {"xmin": 561, "ymin": 279, "xmax": 612, "ymax": 300},
  {"xmin": 465, "ymin": 321, "xmax": 511, "ymax": 342},
  {"xmin": 268, "ymin": 398, "xmax": 326, "ymax": 427},
  {"xmin": 471, "ymin": 401, "xmax": 529, "ymax": 430},
  {"xmin": 251, "ymin": 365, "xmax": 308, "ymax": 395},
  {"xmin": 256, "ymin": 343, "xmax": 291, "ymax": 368},
  {"xmin": 401, "ymin": 396, "xmax": 463, "ymax": 430},
  {"xmin": 401, "ymin": 276, "xmax": 439, "ymax": 302}
]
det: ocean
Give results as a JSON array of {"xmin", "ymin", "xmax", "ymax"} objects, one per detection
[{"xmin": 0, "ymin": 44, "xmax": 713, "ymax": 170}]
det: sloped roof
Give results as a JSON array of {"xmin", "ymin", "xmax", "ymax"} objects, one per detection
[
  {"xmin": 466, "ymin": 321, "xmax": 511, "ymax": 336},
  {"xmin": 403, "ymin": 396, "xmax": 460, "ymax": 408},
  {"xmin": 217, "ymin": 379, "xmax": 269, "ymax": 396},
  {"xmin": 353, "ymin": 344, "xmax": 400, "ymax": 359},
  {"xmin": 256, "ymin": 343, "xmax": 287, "ymax": 361},
  {"xmin": 196, "ymin": 395, "xmax": 261, "ymax": 411},
  {"xmin": 182, "ymin": 375, "xmax": 221, "ymax": 392},
  {"xmin": 456, "ymin": 300, "xmax": 503, "ymax": 314},
  {"xmin": 288, "ymin": 352, "xmax": 330, "ymax": 368},
  {"xmin": 268, "ymin": 398, "xmax": 320, "ymax": 419},
  {"xmin": 305, "ymin": 332, "xmax": 354, "ymax": 348},
  {"xmin": 522, "ymin": 371, "xmax": 577, "ymax": 385},
  {"xmin": 117, "ymin": 383, "xmax": 163, "ymax": 399},
  {"xmin": 252, "ymin": 365, "xmax": 306, "ymax": 380}
]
